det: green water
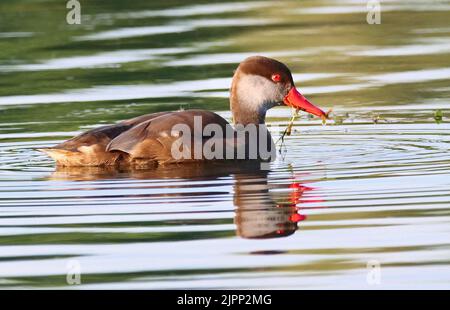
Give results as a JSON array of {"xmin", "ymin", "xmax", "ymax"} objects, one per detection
[{"xmin": 0, "ymin": 0, "xmax": 449, "ymax": 289}]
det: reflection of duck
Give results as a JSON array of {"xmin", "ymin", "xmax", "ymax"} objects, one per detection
[
  {"xmin": 49, "ymin": 163, "xmax": 321, "ymax": 239},
  {"xmin": 233, "ymin": 173, "xmax": 311, "ymax": 239},
  {"xmin": 39, "ymin": 56, "xmax": 327, "ymax": 167},
  {"xmin": 49, "ymin": 161, "xmax": 263, "ymax": 181}
]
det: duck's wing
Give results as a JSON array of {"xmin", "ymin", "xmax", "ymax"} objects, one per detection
[
  {"xmin": 106, "ymin": 110, "xmax": 230, "ymax": 164},
  {"xmin": 38, "ymin": 123, "xmax": 135, "ymax": 166},
  {"xmin": 120, "ymin": 111, "xmax": 172, "ymax": 126},
  {"xmin": 39, "ymin": 111, "xmax": 172, "ymax": 166}
]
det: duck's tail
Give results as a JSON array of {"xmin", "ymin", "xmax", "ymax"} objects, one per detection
[
  {"xmin": 37, "ymin": 148, "xmax": 78, "ymax": 166},
  {"xmin": 37, "ymin": 147, "xmax": 125, "ymax": 167}
]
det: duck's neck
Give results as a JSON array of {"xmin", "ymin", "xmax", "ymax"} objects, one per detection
[
  {"xmin": 231, "ymin": 103, "xmax": 267, "ymax": 126},
  {"xmin": 230, "ymin": 74, "xmax": 273, "ymax": 126}
]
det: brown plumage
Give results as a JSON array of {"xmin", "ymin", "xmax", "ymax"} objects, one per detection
[
  {"xmin": 39, "ymin": 56, "xmax": 327, "ymax": 167},
  {"xmin": 40, "ymin": 110, "xmax": 229, "ymax": 167}
]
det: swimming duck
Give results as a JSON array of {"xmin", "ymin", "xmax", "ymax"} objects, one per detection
[{"xmin": 39, "ymin": 56, "xmax": 327, "ymax": 167}]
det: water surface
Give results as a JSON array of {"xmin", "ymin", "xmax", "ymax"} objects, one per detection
[{"xmin": 0, "ymin": 0, "xmax": 449, "ymax": 289}]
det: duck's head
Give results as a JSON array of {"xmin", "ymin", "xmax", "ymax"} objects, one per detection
[{"xmin": 230, "ymin": 56, "xmax": 327, "ymax": 125}]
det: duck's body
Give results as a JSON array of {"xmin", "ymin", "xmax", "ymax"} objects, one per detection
[
  {"xmin": 40, "ymin": 56, "xmax": 327, "ymax": 167},
  {"xmin": 40, "ymin": 110, "xmax": 232, "ymax": 167}
]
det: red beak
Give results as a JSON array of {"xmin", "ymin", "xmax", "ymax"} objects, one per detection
[{"xmin": 284, "ymin": 87, "xmax": 327, "ymax": 121}]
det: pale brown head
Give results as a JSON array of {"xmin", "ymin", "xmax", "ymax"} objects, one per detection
[{"xmin": 230, "ymin": 56, "xmax": 327, "ymax": 125}]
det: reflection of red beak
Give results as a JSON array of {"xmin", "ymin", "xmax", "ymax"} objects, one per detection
[
  {"xmin": 284, "ymin": 87, "xmax": 327, "ymax": 121},
  {"xmin": 289, "ymin": 213, "xmax": 306, "ymax": 223}
]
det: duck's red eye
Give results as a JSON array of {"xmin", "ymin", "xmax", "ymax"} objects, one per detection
[{"xmin": 271, "ymin": 74, "xmax": 281, "ymax": 83}]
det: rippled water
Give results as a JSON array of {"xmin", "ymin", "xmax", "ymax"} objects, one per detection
[{"xmin": 0, "ymin": 0, "xmax": 449, "ymax": 289}]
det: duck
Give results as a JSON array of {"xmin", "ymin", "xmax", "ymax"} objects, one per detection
[{"xmin": 39, "ymin": 56, "xmax": 327, "ymax": 167}]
